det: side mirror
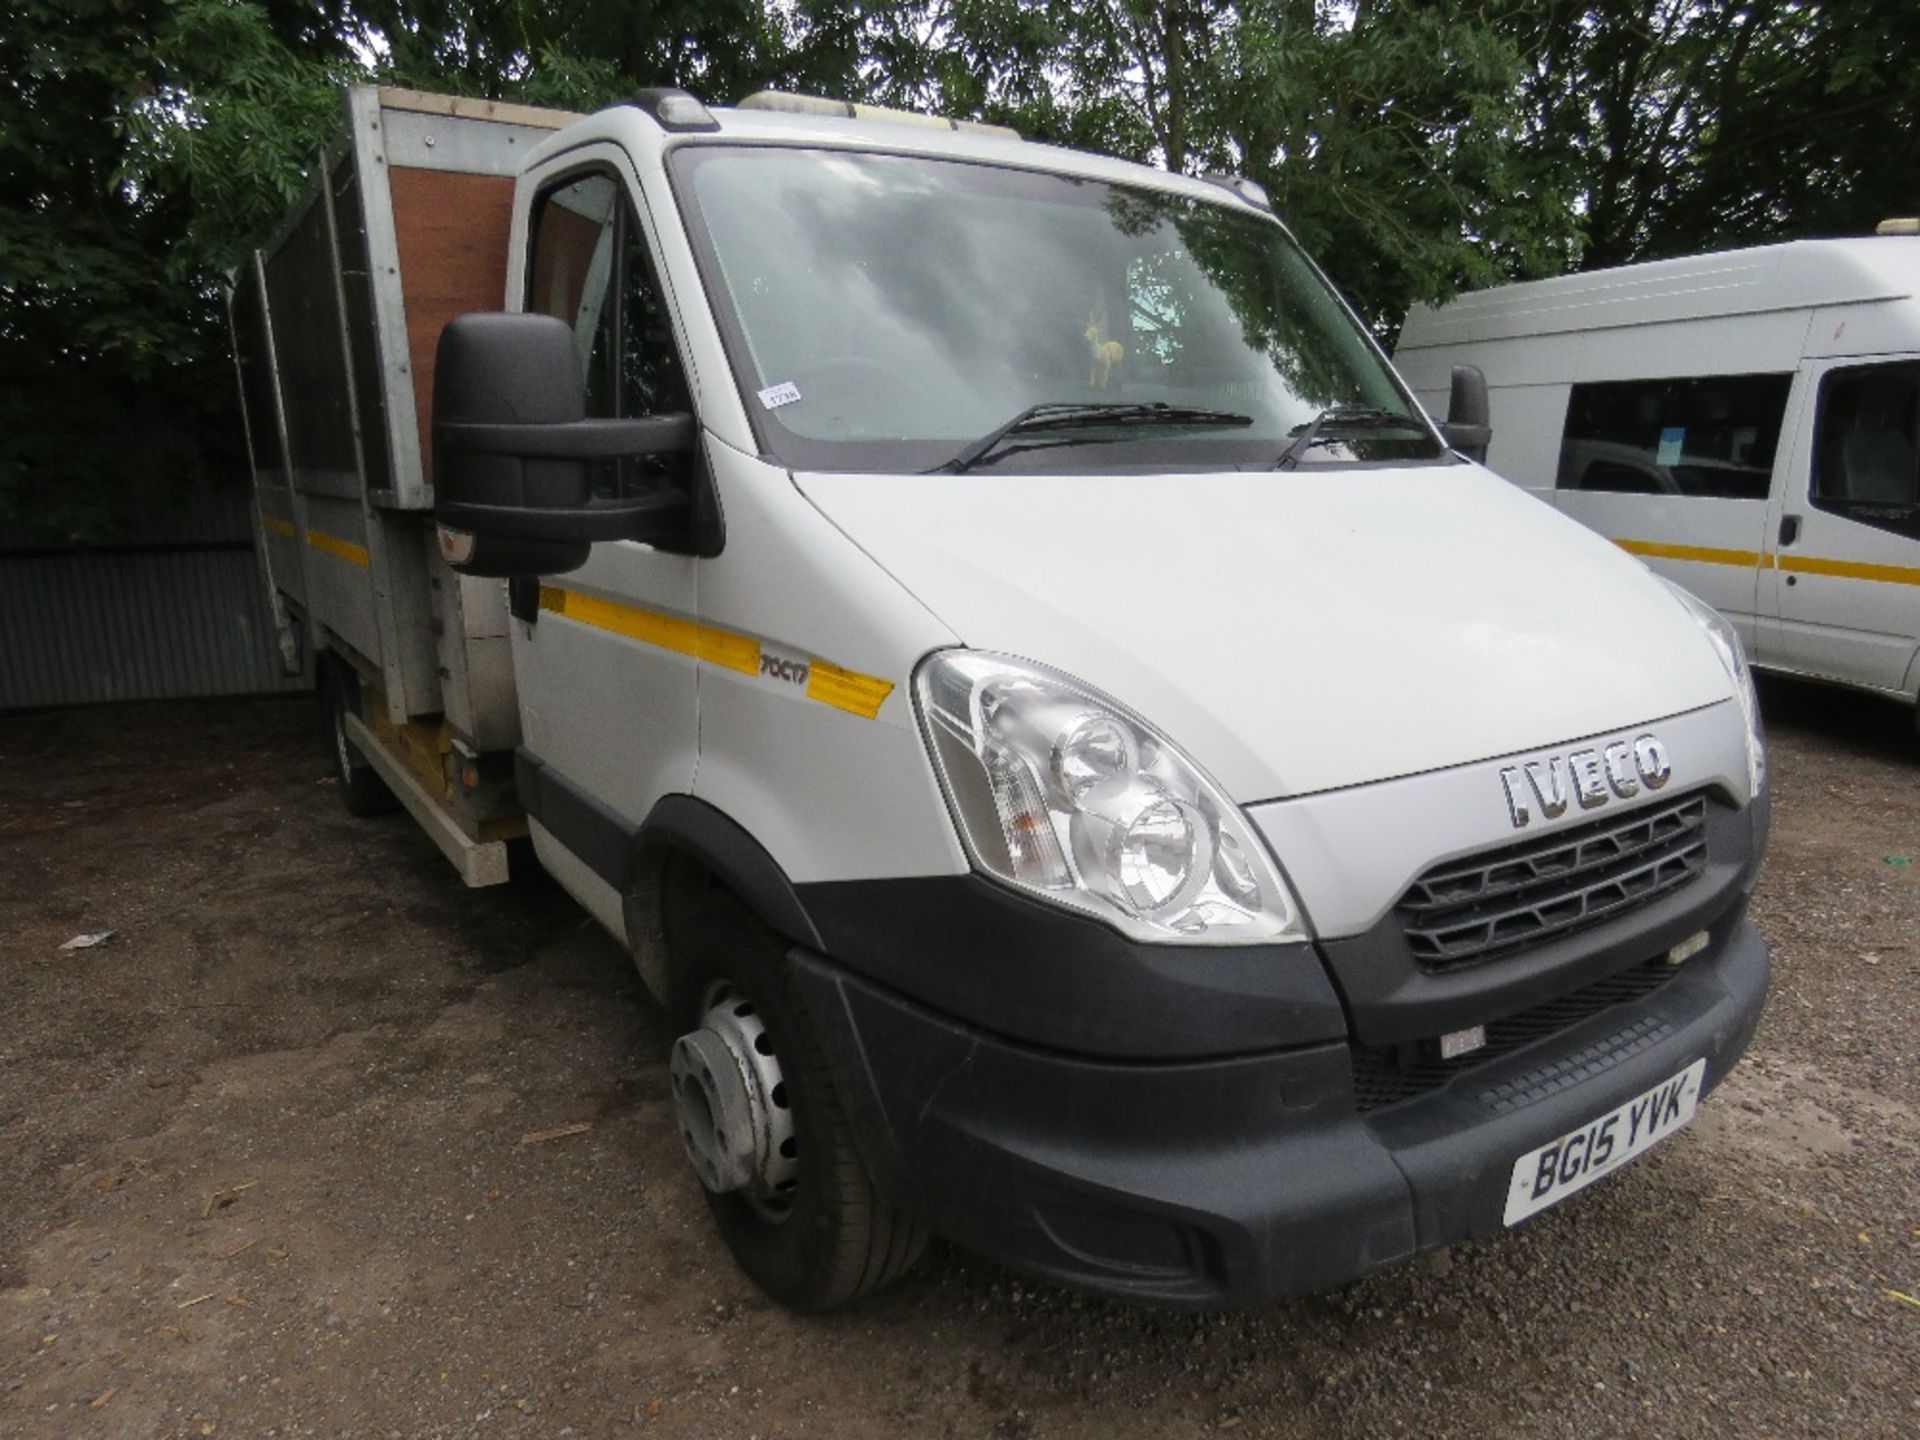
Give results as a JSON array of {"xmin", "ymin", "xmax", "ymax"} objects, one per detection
[
  {"xmin": 1440, "ymin": 363, "xmax": 1492, "ymax": 464},
  {"xmin": 431, "ymin": 312, "xmax": 696, "ymax": 577}
]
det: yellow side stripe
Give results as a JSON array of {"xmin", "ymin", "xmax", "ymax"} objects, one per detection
[
  {"xmin": 1614, "ymin": 538, "xmax": 1920, "ymax": 587},
  {"xmin": 537, "ymin": 586, "xmax": 895, "ymax": 719},
  {"xmin": 1614, "ymin": 538, "xmax": 1765, "ymax": 569},
  {"xmin": 540, "ymin": 585, "xmax": 757, "ymax": 674},
  {"xmin": 262, "ymin": 515, "xmax": 369, "ymax": 568},
  {"xmin": 1773, "ymin": 552, "xmax": 1920, "ymax": 586},
  {"xmin": 306, "ymin": 528, "xmax": 371, "ymax": 568},
  {"xmin": 806, "ymin": 658, "xmax": 896, "ymax": 721}
]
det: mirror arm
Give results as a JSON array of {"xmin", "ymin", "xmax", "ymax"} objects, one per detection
[
  {"xmin": 440, "ymin": 414, "xmax": 697, "ymax": 460},
  {"xmin": 1442, "ymin": 364, "xmax": 1491, "ymax": 464},
  {"xmin": 1442, "ymin": 419, "xmax": 1492, "ymax": 456}
]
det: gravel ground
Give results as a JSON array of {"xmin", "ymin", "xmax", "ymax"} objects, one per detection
[{"xmin": 0, "ymin": 680, "xmax": 1914, "ymax": 1438}]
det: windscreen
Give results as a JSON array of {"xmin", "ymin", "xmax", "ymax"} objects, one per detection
[{"xmin": 671, "ymin": 145, "xmax": 1444, "ymax": 473}]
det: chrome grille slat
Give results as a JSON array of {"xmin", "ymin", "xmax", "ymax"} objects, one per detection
[{"xmin": 1397, "ymin": 792, "xmax": 1709, "ymax": 972}]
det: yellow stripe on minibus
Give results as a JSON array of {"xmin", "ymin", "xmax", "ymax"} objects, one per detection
[
  {"xmin": 1771, "ymin": 552, "xmax": 1920, "ymax": 586},
  {"xmin": 1613, "ymin": 538, "xmax": 1766, "ymax": 569},
  {"xmin": 262, "ymin": 515, "xmax": 296, "ymax": 540},
  {"xmin": 306, "ymin": 528, "xmax": 370, "ymax": 568},
  {"xmin": 1613, "ymin": 537, "xmax": 1920, "ymax": 587},
  {"xmin": 537, "ymin": 586, "xmax": 897, "ymax": 719}
]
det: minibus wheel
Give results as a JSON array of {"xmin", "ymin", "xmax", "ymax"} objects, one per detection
[{"xmin": 661, "ymin": 856, "xmax": 927, "ymax": 1310}]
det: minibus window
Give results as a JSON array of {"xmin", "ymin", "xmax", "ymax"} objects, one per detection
[
  {"xmin": 1559, "ymin": 374, "xmax": 1790, "ymax": 501},
  {"xmin": 669, "ymin": 146, "xmax": 1442, "ymax": 474},
  {"xmin": 1566, "ymin": 458, "xmax": 1664, "ymax": 494},
  {"xmin": 1812, "ymin": 362, "xmax": 1920, "ymax": 539}
]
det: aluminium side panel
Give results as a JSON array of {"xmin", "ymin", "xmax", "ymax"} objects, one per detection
[
  {"xmin": 327, "ymin": 131, "xmax": 441, "ymax": 722},
  {"xmin": 262, "ymin": 183, "xmax": 364, "ymax": 506},
  {"xmin": 347, "ymin": 86, "xmax": 578, "ymax": 513},
  {"xmin": 426, "ymin": 537, "xmax": 522, "ymax": 754},
  {"xmin": 228, "ymin": 253, "xmax": 306, "ymax": 671},
  {"xmin": 342, "ymin": 86, "xmax": 423, "ymax": 512},
  {"xmin": 259, "ymin": 162, "xmax": 385, "ymax": 671},
  {"xmin": 360, "ymin": 87, "xmax": 574, "ymax": 748}
]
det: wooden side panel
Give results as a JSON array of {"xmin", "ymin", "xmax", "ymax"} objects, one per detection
[
  {"xmin": 388, "ymin": 166, "xmax": 517, "ymax": 488},
  {"xmin": 529, "ymin": 204, "xmax": 606, "ymax": 328}
]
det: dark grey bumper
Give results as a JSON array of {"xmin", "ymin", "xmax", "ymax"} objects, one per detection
[{"xmin": 793, "ymin": 912, "xmax": 1768, "ymax": 1306}]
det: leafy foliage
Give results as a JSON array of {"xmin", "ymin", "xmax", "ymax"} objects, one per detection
[
  {"xmin": 1504, "ymin": 1, "xmax": 1920, "ymax": 266},
  {"xmin": 5, "ymin": 0, "xmax": 1917, "ymax": 538}
]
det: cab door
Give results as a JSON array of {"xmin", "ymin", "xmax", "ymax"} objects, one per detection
[
  {"xmin": 1761, "ymin": 356, "xmax": 1920, "ymax": 693},
  {"xmin": 1551, "ymin": 373, "xmax": 1791, "ymax": 651},
  {"xmin": 509, "ymin": 156, "xmax": 703, "ymax": 874}
]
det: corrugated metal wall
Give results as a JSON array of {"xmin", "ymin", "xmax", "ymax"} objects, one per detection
[{"xmin": 0, "ymin": 477, "xmax": 308, "ymax": 710}]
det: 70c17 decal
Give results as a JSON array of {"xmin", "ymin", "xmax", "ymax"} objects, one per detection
[{"xmin": 759, "ymin": 651, "xmax": 811, "ymax": 688}]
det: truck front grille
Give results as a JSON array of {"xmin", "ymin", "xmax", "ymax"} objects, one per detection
[{"xmin": 1397, "ymin": 791, "xmax": 1709, "ymax": 973}]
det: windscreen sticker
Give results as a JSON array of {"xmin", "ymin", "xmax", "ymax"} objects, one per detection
[
  {"xmin": 757, "ymin": 381, "xmax": 802, "ymax": 410},
  {"xmin": 1656, "ymin": 426, "xmax": 1685, "ymax": 465}
]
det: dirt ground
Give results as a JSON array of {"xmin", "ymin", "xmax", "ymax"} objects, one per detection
[{"xmin": 0, "ymin": 679, "xmax": 1915, "ymax": 1439}]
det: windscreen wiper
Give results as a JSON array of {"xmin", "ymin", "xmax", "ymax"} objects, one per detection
[
  {"xmin": 934, "ymin": 401, "xmax": 1254, "ymax": 474},
  {"xmin": 1273, "ymin": 405, "xmax": 1428, "ymax": 470}
]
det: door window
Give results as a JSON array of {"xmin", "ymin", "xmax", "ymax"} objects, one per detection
[
  {"xmin": 1811, "ymin": 362, "xmax": 1920, "ymax": 540},
  {"xmin": 526, "ymin": 171, "xmax": 693, "ymax": 501},
  {"xmin": 1558, "ymin": 374, "xmax": 1791, "ymax": 499}
]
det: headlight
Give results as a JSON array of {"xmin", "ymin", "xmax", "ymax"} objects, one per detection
[
  {"xmin": 915, "ymin": 651, "xmax": 1308, "ymax": 944},
  {"xmin": 1662, "ymin": 580, "xmax": 1766, "ymax": 796}
]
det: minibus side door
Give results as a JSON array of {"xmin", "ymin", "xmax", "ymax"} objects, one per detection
[{"xmin": 1762, "ymin": 355, "xmax": 1920, "ymax": 694}]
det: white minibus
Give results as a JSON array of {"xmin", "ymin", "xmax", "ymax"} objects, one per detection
[{"xmin": 1397, "ymin": 237, "xmax": 1920, "ymax": 730}]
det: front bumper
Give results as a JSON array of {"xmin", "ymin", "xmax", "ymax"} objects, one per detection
[{"xmin": 791, "ymin": 910, "xmax": 1768, "ymax": 1306}]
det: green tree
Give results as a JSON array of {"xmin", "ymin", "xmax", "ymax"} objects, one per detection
[
  {"xmin": 0, "ymin": 0, "xmax": 799, "ymax": 537},
  {"xmin": 10, "ymin": 0, "xmax": 1920, "ymax": 544},
  {"xmin": 915, "ymin": 3, "xmax": 1578, "ymax": 330},
  {"xmin": 1505, "ymin": 1, "xmax": 1920, "ymax": 267}
]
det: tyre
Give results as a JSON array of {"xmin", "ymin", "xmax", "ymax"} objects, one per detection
[
  {"xmin": 661, "ymin": 856, "xmax": 927, "ymax": 1310},
  {"xmin": 321, "ymin": 660, "xmax": 400, "ymax": 818}
]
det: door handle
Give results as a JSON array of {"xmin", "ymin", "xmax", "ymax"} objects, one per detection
[{"xmin": 1778, "ymin": 514, "xmax": 1801, "ymax": 547}]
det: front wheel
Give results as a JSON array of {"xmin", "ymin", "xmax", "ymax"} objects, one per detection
[{"xmin": 662, "ymin": 858, "xmax": 926, "ymax": 1310}]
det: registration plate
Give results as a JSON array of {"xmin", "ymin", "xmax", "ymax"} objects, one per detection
[{"xmin": 1503, "ymin": 1058, "xmax": 1707, "ymax": 1226}]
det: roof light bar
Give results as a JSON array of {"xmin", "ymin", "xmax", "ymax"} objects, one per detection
[
  {"xmin": 1201, "ymin": 173, "xmax": 1272, "ymax": 210},
  {"xmin": 621, "ymin": 87, "xmax": 719, "ymax": 133},
  {"xmin": 736, "ymin": 90, "xmax": 1020, "ymax": 141}
]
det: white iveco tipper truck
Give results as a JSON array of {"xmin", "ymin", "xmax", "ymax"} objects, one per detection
[{"xmin": 232, "ymin": 85, "xmax": 1770, "ymax": 1310}]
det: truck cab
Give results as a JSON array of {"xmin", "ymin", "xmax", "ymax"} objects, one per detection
[{"xmin": 234, "ymin": 87, "xmax": 1770, "ymax": 1310}]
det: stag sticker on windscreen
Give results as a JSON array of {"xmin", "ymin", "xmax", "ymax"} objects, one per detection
[{"xmin": 757, "ymin": 382, "xmax": 802, "ymax": 410}]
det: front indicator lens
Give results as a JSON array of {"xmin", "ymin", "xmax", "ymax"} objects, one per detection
[{"xmin": 916, "ymin": 651, "xmax": 1307, "ymax": 945}]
